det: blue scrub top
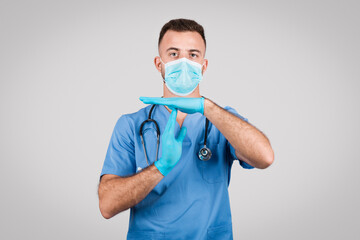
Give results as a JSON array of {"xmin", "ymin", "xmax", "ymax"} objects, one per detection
[{"xmin": 101, "ymin": 105, "xmax": 253, "ymax": 240}]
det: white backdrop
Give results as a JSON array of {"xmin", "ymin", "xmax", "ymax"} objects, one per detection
[{"xmin": 1, "ymin": 0, "xmax": 359, "ymax": 239}]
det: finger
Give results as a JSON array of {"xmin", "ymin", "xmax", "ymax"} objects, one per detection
[
  {"xmin": 177, "ymin": 126, "xmax": 187, "ymax": 143},
  {"xmin": 140, "ymin": 97, "xmax": 185, "ymax": 110},
  {"xmin": 164, "ymin": 108, "xmax": 178, "ymax": 134},
  {"xmin": 139, "ymin": 97, "xmax": 168, "ymax": 105}
]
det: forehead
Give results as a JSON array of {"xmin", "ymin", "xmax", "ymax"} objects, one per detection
[{"xmin": 159, "ymin": 30, "xmax": 206, "ymax": 53}]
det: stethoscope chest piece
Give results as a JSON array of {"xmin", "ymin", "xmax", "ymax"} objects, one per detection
[
  {"xmin": 198, "ymin": 118, "xmax": 212, "ymax": 161},
  {"xmin": 198, "ymin": 146, "xmax": 212, "ymax": 161}
]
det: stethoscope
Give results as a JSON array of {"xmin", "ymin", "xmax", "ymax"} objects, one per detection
[{"xmin": 139, "ymin": 104, "xmax": 212, "ymax": 166}]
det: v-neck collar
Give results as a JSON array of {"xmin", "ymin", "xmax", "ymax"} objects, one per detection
[
  {"xmin": 157, "ymin": 105, "xmax": 203, "ymax": 127},
  {"xmin": 155, "ymin": 105, "xmax": 204, "ymax": 142}
]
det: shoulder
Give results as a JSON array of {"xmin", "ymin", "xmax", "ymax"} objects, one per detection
[
  {"xmin": 113, "ymin": 105, "xmax": 152, "ymax": 133},
  {"xmin": 223, "ymin": 106, "xmax": 248, "ymax": 122}
]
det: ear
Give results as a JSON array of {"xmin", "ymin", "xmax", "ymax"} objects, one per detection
[
  {"xmin": 154, "ymin": 56, "xmax": 162, "ymax": 73},
  {"xmin": 201, "ymin": 59, "xmax": 208, "ymax": 75}
]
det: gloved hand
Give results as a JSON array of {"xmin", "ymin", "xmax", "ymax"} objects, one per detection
[
  {"xmin": 155, "ymin": 108, "xmax": 187, "ymax": 176},
  {"xmin": 139, "ymin": 97, "xmax": 205, "ymax": 114}
]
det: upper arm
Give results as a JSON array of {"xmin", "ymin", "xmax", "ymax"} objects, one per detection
[
  {"xmin": 234, "ymin": 149, "xmax": 254, "ymax": 169},
  {"xmin": 100, "ymin": 115, "xmax": 136, "ymax": 178},
  {"xmin": 100, "ymin": 174, "xmax": 122, "ymax": 185},
  {"xmin": 224, "ymin": 106, "xmax": 254, "ymax": 169}
]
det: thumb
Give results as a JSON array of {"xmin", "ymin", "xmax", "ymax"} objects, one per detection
[{"xmin": 177, "ymin": 127, "xmax": 187, "ymax": 143}]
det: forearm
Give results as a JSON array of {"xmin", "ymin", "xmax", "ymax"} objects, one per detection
[
  {"xmin": 98, "ymin": 165, "xmax": 163, "ymax": 219},
  {"xmin": 203, "ymin": 98, "xmax": 274, "ymax": 169}
]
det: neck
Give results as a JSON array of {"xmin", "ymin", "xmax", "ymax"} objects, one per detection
[
  {"xmin": 162, "ymin": 84, "xmax": 201, "ymax": 98},
  {"xmin": 162, "ymin": 83, "xmax": 200, "ymax": 126}
]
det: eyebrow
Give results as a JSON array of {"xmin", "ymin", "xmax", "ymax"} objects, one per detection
[
  {"xmin": 166, "ymin": 47, "xmax": 202, "ymax": 55},
  {"xmin": 188, "ymin": 49, "xmax": 202, "ymax": 54},
  {"xmin": 166, "ymin": 47, "xmax": 180, "ymax": 52}
]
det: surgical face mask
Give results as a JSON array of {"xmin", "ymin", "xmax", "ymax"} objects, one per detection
[{"xmin": 160, "ymin": 57, "xmax": 204, "ymax": 96}]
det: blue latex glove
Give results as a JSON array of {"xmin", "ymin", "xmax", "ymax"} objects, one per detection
[
  {"xmin": 139, "ymin": 97, "xmax": 205, "ymax": 114},
  {"xmin": 155, "ymin": 108, "xmax": 187, "ymax": 176}
]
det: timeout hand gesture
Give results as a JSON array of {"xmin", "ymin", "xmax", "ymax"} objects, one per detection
[
  {"xmin": 155, "ymin": 108, "xmax": 187, "ymax": 176},
  {"xmin": 140, "ymin": 97, "xmax": 205, "ymax": 115}
]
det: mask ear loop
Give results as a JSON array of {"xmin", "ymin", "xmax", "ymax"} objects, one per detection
[
  {"xmin": 159, "ymin": 58, "xmax": 166, "ymax": 83},
  {"xmin": 198, "ymin": 60, "xmax": 205, "ymax": 76}
]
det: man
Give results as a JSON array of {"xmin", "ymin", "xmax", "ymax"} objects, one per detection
[{"xmin": 98, "ymin": 19, "xmax": 274, "ymax": 239}]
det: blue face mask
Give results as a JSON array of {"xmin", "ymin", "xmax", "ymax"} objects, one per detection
[{"xmin": 161, "ymin": 58, "xmax": 203, "ymax": 96}]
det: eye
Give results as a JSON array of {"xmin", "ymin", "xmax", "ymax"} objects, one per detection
[
  {"xmin": 170, "ymin": 52, "xmax": 178, "ymax": 57},
  {"xmin": 190, "ymin": 53, "xmax": 198, "ymax": 58}
]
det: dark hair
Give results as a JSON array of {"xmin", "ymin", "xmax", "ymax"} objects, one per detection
[{"xmin": 158, "ymin": 18, "xmax": 206, "ymax": 47}]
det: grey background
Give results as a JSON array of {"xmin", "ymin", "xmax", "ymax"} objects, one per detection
[{"xmin": 1, "ymin": 0, "xmax": 359, "ymax": 239}]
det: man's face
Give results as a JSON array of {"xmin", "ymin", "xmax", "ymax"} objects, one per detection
[{"xmin": 155, "ymin": 30, "xmax": 208, "ymax": 79}]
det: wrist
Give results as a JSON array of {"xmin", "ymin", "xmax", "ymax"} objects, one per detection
[
  {"xmin": 203, "ymin": 97, "xmax": 215, "ymax": 117},
  {"xmin": 154, "ymin": 159, "xmax": 172, "ymax": 176},
  {"xmin": 200, "ymin": 97, "xmax": 205, "ymax": 114}
]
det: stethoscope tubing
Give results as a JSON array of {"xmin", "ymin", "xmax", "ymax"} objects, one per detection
[
  {"xmin": 139, "ymin": 105, "xmax": 160, "ymax": 166},
  {"xmin": 139, "ymin": 104, "xmax": 212, "ymax": 166}
]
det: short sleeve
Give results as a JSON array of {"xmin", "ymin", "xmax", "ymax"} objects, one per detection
[
  {"xmin": 100, "ymin": 115, "xmax": 136, "ymax": 178},
  {"xmin": 225, "ymin": 106, "xmax": 254, "ymax": 169}
]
